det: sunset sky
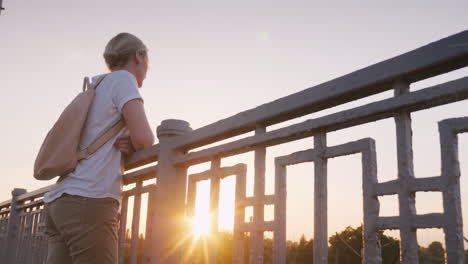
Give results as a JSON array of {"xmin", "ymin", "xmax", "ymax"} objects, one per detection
[{"xmin": 1, "ymin": 0, "xmax": 468, "ymax": 247}]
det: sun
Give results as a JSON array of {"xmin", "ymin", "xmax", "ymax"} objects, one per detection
[
  {"xmin": 192, "ymin": 181, "xmax": 211, "ymax": 238},
  {"xmin": 191, "ymin": 178, "xmax": 236, "ymax": 238}
]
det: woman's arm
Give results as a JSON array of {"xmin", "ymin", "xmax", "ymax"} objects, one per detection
[{"xmin": 120, "ymin": 98, "xmax": 155, "ymax": 151}]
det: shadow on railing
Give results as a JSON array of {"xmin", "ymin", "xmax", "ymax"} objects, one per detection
[{"xmin": 2, "ymin": 30, "xmax": 468, "ymax": 264}]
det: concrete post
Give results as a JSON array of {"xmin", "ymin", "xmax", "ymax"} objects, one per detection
[
  {"xmin": 314, "ymin": 133, "xmax": 328, "ymax": 264},
  {"xmin": 130, "ymin": 181, "xmax": 143, "ymax": 264},
  {"xmin": 251, "ymin": 125, "xmax": 266, "ymax": 264},
  {"xmin": 146, "ymin": 119, "xmax": 192, "ymax": 264},
  {"xmin": 119, "ymin": 196, "xmax": 129, "ymax": 264},
  {"xmin": 208, "ymin": 158, "xmax": 221, "ymax": 264},
  {"xmin": 361, "ymin": 139, "xmax": 382, "ymax": 264},
  {"xmin": 5, "ymin": 188, "xmax": 26, "ymax": 264},
  {"xmin": 232, "ymin": 168, "xmax": 247, "ymax": 264},
  {"xmin": 273, "ymin": 161, "xmax": 287, "ymax": 264},
  {"xmin": 393, "ymin": 82, "xmax": 419, "ymax": 264},
  {"xmin": 439, "ymin": 121, "xmax": 465, "ymax": 263}
]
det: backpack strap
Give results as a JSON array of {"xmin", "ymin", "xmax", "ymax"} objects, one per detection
[
  {"xmin": 77, "ymin": 119, "xmax": 126, "ymax": 161},
  {"xmin": 90, "ymin": 74, "xmax": 108, "ymax": 90},
  {"xmin": 77, "ymin": 73, "xmax": 125, "ymax": 161},
  {"xmin": 82, "ymin": 77, "xmax": 90, "ymax": 92},
  {"xmin": 82, "ymin": 74, "xmax": 108, "ymax": 91}
]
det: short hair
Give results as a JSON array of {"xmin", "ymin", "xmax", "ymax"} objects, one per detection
[{"xmin": 103, "ymin": 32, "xmax": 147, "ymax": 70}]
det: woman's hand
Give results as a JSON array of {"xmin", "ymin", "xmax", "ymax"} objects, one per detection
[{"xmin": 114, "ymin": 129, "xmax": 136, "ymax": 155}]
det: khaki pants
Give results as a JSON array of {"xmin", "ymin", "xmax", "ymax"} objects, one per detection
[{"xmin": 45, "ymin": 194, "xmax": 119, "ymax": 264}]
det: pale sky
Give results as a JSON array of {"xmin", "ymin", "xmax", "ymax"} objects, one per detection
[{"xmin": 1, "ymin": 0, "xmax": 468, "ymax": 247}]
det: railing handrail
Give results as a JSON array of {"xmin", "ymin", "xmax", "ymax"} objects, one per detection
[
  {"xmin": 16, "ymin": 185, "xmax": 52, "ymax": 202},
  {"xmin": 0, "ymin": 199, "xmax": 11, "ymax": 209},
  {"xmin": 0, "ymin": 185, "xmax": 52, "ymax": 209},
  {"xmin": 173, "ymin": 76, "xmax": 468, "ymax": 167},
  {"xmin": 170, "ymin": 30, "xmax": 468, "ymax": 151},
  {"xmin": 124, "ymin": 30, "xmax": 468, "ymax": 170}
]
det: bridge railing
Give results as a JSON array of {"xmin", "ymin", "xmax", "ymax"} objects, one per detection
[
  {"xmin": 1, "ymin": 30, "xmax": 468, "ymax": 264},
  {"xmin": 0, "ymin": 186, "xmax": 51, "ymax": 264}
]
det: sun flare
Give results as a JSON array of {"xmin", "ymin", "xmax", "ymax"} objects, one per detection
[
  {"xmin": 193, "ymin": 180, "xmax": 211, "ymax": 238},
  {"xmin": 191, "ymin": 178, "xmax": 236, "ymax": 238}
]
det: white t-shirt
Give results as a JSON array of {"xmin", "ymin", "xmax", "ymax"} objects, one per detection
[{"xmin": 43, "ymin": 70, "xmax": 143, "ymax": 203}]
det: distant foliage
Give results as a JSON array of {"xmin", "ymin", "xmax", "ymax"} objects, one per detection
[
  {"xmin": 328, "ymin": 225, "xmax": 399, "ymax": 264},
  {"xmin": 122, "ymin": 226, "xmax": 459, "ymax": 263},
  {"xmin": 287, "ymin": 234, "xmax": 314, "ymax": 263},
  {"xmin": 418, "ymin": 241, "xmax": 444, "ymax": 264}
]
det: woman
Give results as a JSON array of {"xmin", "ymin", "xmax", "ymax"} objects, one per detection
[{"xmin": 43, "ymin": 32, "xmax": 155, "ymax": 264}]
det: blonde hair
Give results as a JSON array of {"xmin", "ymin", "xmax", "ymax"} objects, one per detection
[{"xmin": 103, "ymin": 32, "xmax": 147, "ymax": 70}]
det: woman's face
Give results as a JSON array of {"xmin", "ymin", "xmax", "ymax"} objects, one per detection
[{"xmin": 135, "ymin": 50, "xmax": 149, "ymax": 87}]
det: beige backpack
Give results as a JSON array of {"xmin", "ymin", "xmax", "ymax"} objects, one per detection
[{"xmin": 34, "ymin": 74, "xmax": 126, "ymax": 180}]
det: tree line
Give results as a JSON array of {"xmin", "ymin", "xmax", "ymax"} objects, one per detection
[{"xmin": 123, "ymin": 225, "xmax": 468, "ymax": 263}]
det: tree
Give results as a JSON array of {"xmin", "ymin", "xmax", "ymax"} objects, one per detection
[
  {"xmin": 123, "ymin": 226, "xmax": 468, "ymax": 263},
  {"xmin": 419, "ymin": 241, "xmax": 444, "ymax": 264},
  {"xmin": 263, "ymin": 237, "xmax": 274, "ymax": 264},
  {"xmin": 296, "ymin": 235, "xmax": 313, "ymax": 263},
  {"xmin": 328, "ymin": 225, "xmax": 399, "ymax": 264}
]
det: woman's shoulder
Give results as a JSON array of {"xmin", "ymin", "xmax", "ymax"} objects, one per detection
[
  {"xmin": 106, "ymin": 70, "xmax": 137, "ymax": 82},
  {"xmin": 92, "ymin": 70, "xmax": 137, "ymax": 90}
]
